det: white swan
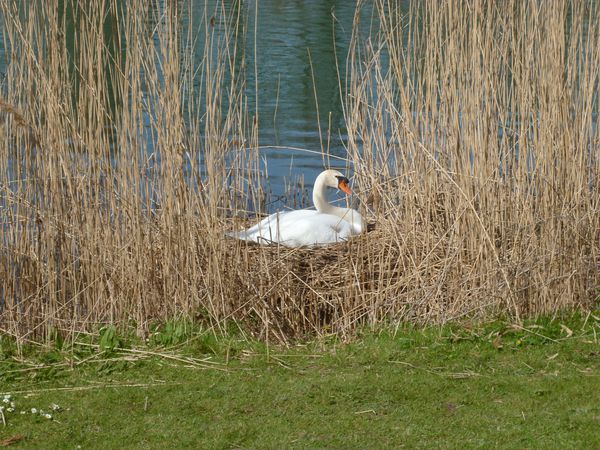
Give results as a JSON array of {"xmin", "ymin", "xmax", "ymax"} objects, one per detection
[{"xmin": 227, "ymin": 169, "xmax": 364, "ymax": 247}]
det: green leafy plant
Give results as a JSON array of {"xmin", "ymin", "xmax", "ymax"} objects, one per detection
[
  {"xmin": 99, "ymin": 326, "xmax": 122, "ymax": 353},
  {"xmin": 149, "ymin": 320, "xmax": 193, "ymax": 347}
]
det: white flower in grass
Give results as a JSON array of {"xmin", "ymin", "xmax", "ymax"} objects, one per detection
[
  {"xmin": 31, "ymin": 408, "xmax": 38, "ymax": 414},
  {"xmin": 10, "ymin": 401, "xmax": 15, "ymax": 408},
  {"xmin": 2, "ymin": 398, "xmax": 9, "ymax": 404},
  {"xmin": 43, "ymin": 413, "xmax": 52, "ymax": 420},
  {"xmin": 50, "ymin": 403, "xmax": 61, "ymax": 411},
  {"xmin": 20, "ymin": 411, "xmax": 26, "ymax": 415},
  {"xmin": 7, "ymin": 407, "xmax": 15, "ymax": 413}
]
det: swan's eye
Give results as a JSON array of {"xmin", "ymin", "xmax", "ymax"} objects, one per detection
[{"xmin": 336, "ymin": 176, "xmax": 352, "ymax": 195}]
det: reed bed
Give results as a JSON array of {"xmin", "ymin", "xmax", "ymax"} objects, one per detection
[{"xmin": 0, "ymin": 0, "xmax": 598, "ymax": 344}]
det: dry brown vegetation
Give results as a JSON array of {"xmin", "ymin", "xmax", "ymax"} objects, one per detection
[{"xmin": 0, "ymin": 0, "xmax": 598, "ymax": 344}]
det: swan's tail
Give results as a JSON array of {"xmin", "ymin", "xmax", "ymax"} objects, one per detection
[
  {"xmin": 225, "ymin": 230, "xmax": 263, "ymax": 243},
  {"xmin": 226, "ymin": 230, "xmax": 278, "ymax": 245},
  {"xmin": 225, "ymin": 230, "xmax": 249, "ymax": 241}
]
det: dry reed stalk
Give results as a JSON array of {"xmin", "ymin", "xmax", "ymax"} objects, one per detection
[{"xmin": 0, "ymin": 0, "xmax": 598, "ymax": 345}]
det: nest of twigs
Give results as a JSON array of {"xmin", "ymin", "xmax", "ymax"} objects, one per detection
[
  {"xmin": 204, "ymin": 207, "xmax": 598, "ymax": 343},
  {"xmin": 211, "ymin": 220, "xmax": 495, "ymax": 342}
]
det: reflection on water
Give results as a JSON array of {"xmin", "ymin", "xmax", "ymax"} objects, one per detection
[
  {"xmin": 4, "ymin": 1, "xmax": 593, "ymax": 208},
  {"xmin": 0, "ymin": 1, "xmax": 383, "ymax": 209},
  {"xmin": 182, "ymin": 0, "xmax": 385, "ymax": 194}
]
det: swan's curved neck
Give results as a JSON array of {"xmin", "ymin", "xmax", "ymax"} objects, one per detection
[
  {"xmin": 313, "ymin": 173, "xmax": 337, "ymax": 215},
  {"xmin": 312, "ymin": 171, "xmax": 364, "ymax": 234}
]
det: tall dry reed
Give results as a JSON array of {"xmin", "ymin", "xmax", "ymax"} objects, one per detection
[{"xmin": 0, "ymin": 0, "xmax": 598, "ymax": 345}]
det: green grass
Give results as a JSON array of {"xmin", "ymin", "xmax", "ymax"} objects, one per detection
[{"xmin": 1, "ymin": 315, "xmax": 600, "ymax": 449}]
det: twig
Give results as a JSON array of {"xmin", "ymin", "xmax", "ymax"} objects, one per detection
[
  {"xmin": 1, "ymin": 382, "xmax": 181, "ymax": 396},
  {"xmin": 391, "ymin": 360, "xmax": 481, "ymax": 378},
  {"xmin": 0, "ymin": 435, "xmax": 24, "ymax": 446}
]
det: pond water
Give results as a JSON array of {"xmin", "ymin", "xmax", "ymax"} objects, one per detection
[
  {"xmin": 0, "ymin": 1, "xmax": 393, "ymax": 205},
  {"xmin": 185, "ymin": 0, "xmax": 391, "ymax": 195},
  {"xmin": 1, "ymin": 1, "xmax": 595, "ymax": 208}
]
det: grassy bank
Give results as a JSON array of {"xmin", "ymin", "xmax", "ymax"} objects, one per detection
[
  {"xmin": 0, "ymin": 0, "xmax": 598, "ymax": 343},
  {"xmin": 1, "ymin": 314, "xmax": 600, "ymax": 448}
]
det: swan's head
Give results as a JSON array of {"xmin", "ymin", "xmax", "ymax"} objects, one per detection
[{"xmin": 318, "ymin": 169, "xmax": 352, "ymax": 195}]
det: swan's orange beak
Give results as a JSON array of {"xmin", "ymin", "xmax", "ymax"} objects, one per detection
[{"xmin": 338, "ymin": 179, "xmax": 352, "ymax": 195}]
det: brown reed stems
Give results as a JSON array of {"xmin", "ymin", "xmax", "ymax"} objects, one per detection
[{"xmin": 0, "ymin": 0, "xmax": 598, "ymax": 345}]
